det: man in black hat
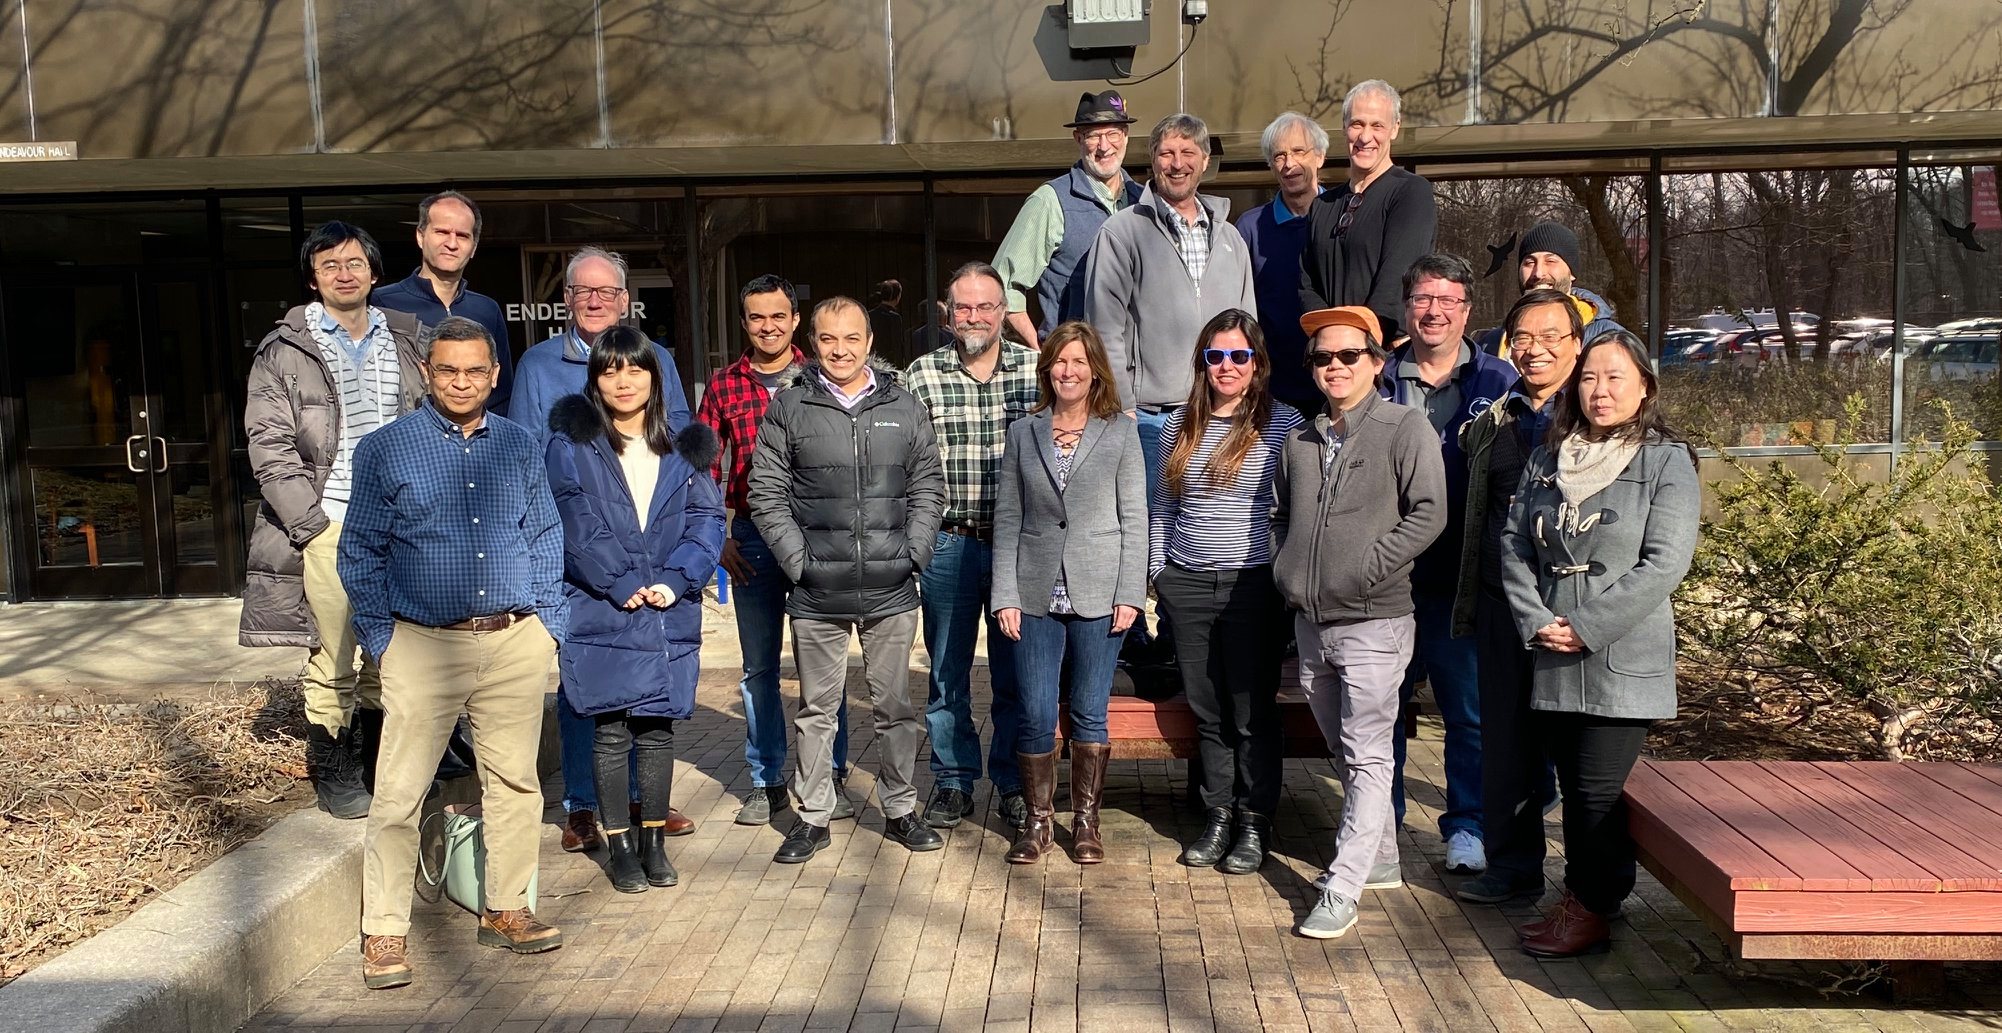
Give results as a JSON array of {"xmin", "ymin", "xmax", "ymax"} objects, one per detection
[
  {"xmin": 1477, "ymin": 220, "xmax": 1625, "ymax": 356},
  {"xmin": 992, "ymin": 90, "xmax": 1143, "ymax": 349}
]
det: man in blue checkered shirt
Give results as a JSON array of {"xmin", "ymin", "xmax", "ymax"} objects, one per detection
[{"xmin": 337, "ymin": 315, "xmax": 567, "ymax": 990}]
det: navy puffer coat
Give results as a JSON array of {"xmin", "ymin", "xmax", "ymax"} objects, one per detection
[{"xmin": 546, "ymin": 394, "xmax": 725, "ymax": 719}]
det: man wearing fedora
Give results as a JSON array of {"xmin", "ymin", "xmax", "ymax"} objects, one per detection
[{"xmin": 992, "ymin": 90, "xmax": 1144, "ymax": 349}]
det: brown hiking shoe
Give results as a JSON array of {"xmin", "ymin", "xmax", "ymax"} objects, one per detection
[
  {"xmin": 361, "ymin": 934, "xmax": 412, "ymax": 989},
  {"xmin": 561, "ymin": 809, "xmax": 603, "ymax": 852},
  {"xmin": 479, "ymin": 907, "xmax": 563, "ymax": 954}
]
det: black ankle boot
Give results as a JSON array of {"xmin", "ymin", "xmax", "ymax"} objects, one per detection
[
  {"xmin": 1218, "ymin": 812, "xmax": 1270, "ymax": 875},
  {"xmin": 1180, "ymin": 806, "xmax": 1234, "ymax": 867},
  {"xmin": 308, "ymin": 725, "xmax": 371, "ymax": 820},
  {"xmin": 603, "ymin": 830, "xmax": 648, "ymax": 893},
  {"xmin": 638, "ymin": 826, "xmax": 678, "ymax": 887}
]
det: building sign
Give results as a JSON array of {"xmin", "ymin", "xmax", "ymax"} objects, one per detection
[
  {"xmin": 507, "ymin": 301, "xmax": 647, "ymax": 325},
  {"xmin": 0, "ymin": 140, "xmax": 78, "ymax": 161},
  {"xmin": 1973, "ymin": 167, "xmax": 2001, "ymax": 232}
]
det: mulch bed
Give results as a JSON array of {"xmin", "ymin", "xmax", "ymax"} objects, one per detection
[{"xmin": 0, "ymin": 679, "xmax": 311, "ymax": 986}]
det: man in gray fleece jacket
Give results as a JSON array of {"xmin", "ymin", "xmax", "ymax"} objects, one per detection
[
  {"xmin": 1082, "ymin": 112, "xmax": 1257, "ymax": 488},
  {"xmin": 1271, "ymin": 305, "xmax": 1445, "ymax": 942}
]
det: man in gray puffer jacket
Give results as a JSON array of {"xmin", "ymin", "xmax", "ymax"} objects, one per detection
[
  {"xmin": 239, "ymin": 221, "xmax": 426, "ymax": 820},
  {"xmin": 747, "ymin": 296, "xmax": 947, "ymax": 865}
]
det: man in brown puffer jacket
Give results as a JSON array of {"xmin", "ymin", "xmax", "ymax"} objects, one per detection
[{"xmin": 239, "ymin": 220, "xmax": 425, "ymax": 819}]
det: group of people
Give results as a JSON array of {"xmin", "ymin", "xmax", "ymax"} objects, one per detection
[{"xmin": 239, "ymin": 77, "xmax": 1700, "ymax": 993}]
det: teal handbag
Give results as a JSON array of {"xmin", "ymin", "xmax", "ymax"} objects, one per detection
[{"xmin": 417, "ymin": 803, "xmax": 540, "ymax": 915}]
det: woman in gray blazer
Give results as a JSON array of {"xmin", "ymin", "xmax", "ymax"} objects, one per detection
[
  {"xmin": 1500, "ymin": 329, "xmax": 1699, "ymax": 959},
  {"xmin": 992, "ymin": 321, "xmax": 1148, "ymax": 867}
]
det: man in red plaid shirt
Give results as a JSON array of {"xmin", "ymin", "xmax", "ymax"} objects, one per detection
[{"xmin": 698, "ymin": 275, "xmax": 852, "ymax": 827}]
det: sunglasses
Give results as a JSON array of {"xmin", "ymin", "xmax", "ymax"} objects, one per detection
[
  {"xmin": 1203, "ymin": 348, "xmax": 1255, "ymax": 367},
  {"xmin": 1307, "ymin": 348, "xmax": 1373, "ymax": 368}
]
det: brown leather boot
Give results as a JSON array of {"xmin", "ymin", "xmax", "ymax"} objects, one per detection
[
  {"xmin": 1519, "ymin": 891, "xmax": 1610, "ymax": 957},
  {"xmin": 479, "ymin": 907, "xmax": 564, "ymax": 954},
  {"xmin": 561, "ymin": 810, "xmax": 603, "ymax": 853},
  {"xmin": 1005, "ymin": 748, "xmax": 1059, "ymax": 864},
  {"xmin": 361, "ymin": 934, "xmax": 412, "ymax": 989},
  {"xmin": 1069, "ymin": 742, "xmax": 1111, "ymax": 865}
]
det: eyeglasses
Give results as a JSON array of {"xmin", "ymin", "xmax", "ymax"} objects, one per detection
[
  {"xmin": 1308, "ymin": 348, "xmax": 1372, "ymax": 368},
  {"xmin": 1334, "ymin": 192, "xmax": 1364, "ymax": 237},
  {"xmin": 951, "ymin": 301, "xmax": 1003, "ymax": 317},
  {"xmin": 1078, "ymin": 129, "xmax": 1126, "ymax": 147},
  {"xmin": 428, "ymin": 364, "xmax": 493, "ymax": 383},
  {"xmin": 566, "ymin": 285, "xmax": 628, "ymax": 302},
  {"xmin": 315, "ymin": 258, "xmax": 370, "ymax": 276},
  {"xmin": 1406, "ymin": 293, "xmax": 1467, "ymax": 311},
  {"xmin": 1515, "ymin": 331, "xmax": 1577, "ymax": 349},
  {"xmin": 1203, "ymin": 348, "xmax": 1254, "ymax": 367}
]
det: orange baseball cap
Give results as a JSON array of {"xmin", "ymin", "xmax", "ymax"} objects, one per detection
[{"xmin": 1299, "ymin": 305, "xmax": 1383, "ymax": 343}]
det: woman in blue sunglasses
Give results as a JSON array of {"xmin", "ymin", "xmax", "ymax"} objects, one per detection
[{"xmin": 1149, "ymin": 308, "xmax": 1304, "ymax": 874}]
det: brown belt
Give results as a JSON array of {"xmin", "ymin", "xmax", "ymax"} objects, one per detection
[
  {"xmin": 942, "ymin": 524, "xmax": 991, "ymax": 542},
  {"xmin": 434, "ymin": 612, "xmax": 534, "ymax": 633}
]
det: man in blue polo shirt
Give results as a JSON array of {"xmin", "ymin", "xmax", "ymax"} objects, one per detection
[
  {"xmin": 1236, "ymin": 111, "xmax": 1328, "ymax": 412},
  {"xmin": 372, "ymin": 191, "xmax": 515, "ymax": 411}
]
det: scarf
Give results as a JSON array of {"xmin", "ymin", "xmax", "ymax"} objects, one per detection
[{"xmin": 1556, "ymin": 431, "xmax": 1642, "ymax": 506}]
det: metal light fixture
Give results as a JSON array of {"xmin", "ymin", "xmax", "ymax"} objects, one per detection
[{"xmin": 1065, "ymin": 0, "xmax": 1149, "ymax": 51}]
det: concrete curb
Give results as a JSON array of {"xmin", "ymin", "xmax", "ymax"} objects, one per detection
[{"xmin": 0, "ymin": 807, "xmax": 364, "ymax": 1033}]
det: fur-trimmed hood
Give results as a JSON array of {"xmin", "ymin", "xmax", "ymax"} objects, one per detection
[
  {"xmin": 776, "ymin": 354, "xmax": 903, "ymax": 395},
  {"xmin": 547, "ymin": 393, "xmax": 720, "ymax": 472}
]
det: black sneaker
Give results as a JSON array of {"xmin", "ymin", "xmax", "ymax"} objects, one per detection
[
  {"xmin": 885, "ymin": 812, "xmax": 944, "ymax": 852},
  {"xmin": 922, "ymin": 786, "xmax": 974, "ymax": 829},
  {"xmin": 997, "ymin": 790, "xmax": 1029, "ymax": 832},
  {"xmin": 772, "ymin": 819, "xmax": 829, "ymax": 864}
]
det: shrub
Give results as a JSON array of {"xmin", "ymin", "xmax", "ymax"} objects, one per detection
[{"xmin": 1677, "ymin": 398, "xmax": 2002, "ymax": 760}]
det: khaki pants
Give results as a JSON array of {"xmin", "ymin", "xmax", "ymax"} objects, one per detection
[
  {"xmin": 361, "ymin": 616, "xmax": 555, "ymax": 936},
  {"xmin": 301, "ymin": 520, "xmax": 381, "ymax": 733},
  {"xmin": 791, "ymin": 610, "xmax": 921, "ymax": 825},
  {"xmin": 1296, "ymin": 613, "xmax": 1415, "ymax": 901}
]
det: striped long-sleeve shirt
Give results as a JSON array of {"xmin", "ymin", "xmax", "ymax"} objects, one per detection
[
  {"xmin": 305, "ymin": 302, "xmax": 401, "ymax": 524},
  {"xmin": 1147, "ymin": 402, "xmax": 1304, "ymax": 577}
]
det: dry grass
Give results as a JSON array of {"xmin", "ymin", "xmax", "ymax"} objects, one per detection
[{"xmin": 0, "ymin": 679, "xmax": 311, "ymax": 986}]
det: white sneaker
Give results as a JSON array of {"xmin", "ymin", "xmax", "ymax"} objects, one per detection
[{"xmin": 1445, "ymin": 830, "xmax": 1487, "ymax": 874}]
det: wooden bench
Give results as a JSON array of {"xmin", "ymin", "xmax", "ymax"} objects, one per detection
[{"xmin": 1625, "ymin": 759, "xmax": 2002, "ymax": 995}]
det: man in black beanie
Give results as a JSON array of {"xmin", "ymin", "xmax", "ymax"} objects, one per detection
[{"xmin": 1480, "ymin": 220, "xmax": 1623, "ymax": 356}]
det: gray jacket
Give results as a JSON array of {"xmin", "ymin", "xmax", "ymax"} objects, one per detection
[
  {"xmin": 991, "ymin": 411, "xmax": 1148, "ymax": 619},
  {"xmin": 1272, "ymin": 392, "xmax": 1446, "ymax": 623},
  {"xmin": 1083, "ymin": 185, "xmax": 1257, "ymax": 410},
  {"xmin": 238, "ymin": 306, "xmax": 425, "ymax": 648},
  {"xmin": 1500, "ymin": 438, "xmax": 1700, "ymax": 720}
]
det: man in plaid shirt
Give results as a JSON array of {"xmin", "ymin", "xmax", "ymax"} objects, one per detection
[
  {"xmin": 903, "ymin": 262, "xmax": 1041, "ymax": 832},
  {"xmin": 697, "ymin": 275, "xmax": 853, "ymax": 828}
]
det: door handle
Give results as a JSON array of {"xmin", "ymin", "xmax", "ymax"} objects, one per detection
[
  {"xmin": 125, "ymin": 434, "xmax": 148, "ymax": 474},
  {"xmin": 151, "ymin": 436, "xmax": 169, "ymax": 474}
]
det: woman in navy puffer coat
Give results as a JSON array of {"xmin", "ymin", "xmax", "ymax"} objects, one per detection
[{"xmin": 545, "ymin": 327, "xmax": 723, "ymax": 894}]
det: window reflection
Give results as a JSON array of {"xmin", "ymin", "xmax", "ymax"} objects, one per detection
[{"xmin": 1903, "ymin": 163, "xmax": 2002, "ymax": 441}]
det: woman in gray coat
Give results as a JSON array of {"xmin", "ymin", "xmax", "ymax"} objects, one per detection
[
  {"xmin": 1500, "ymin": 329, "xmax": 1699, "ymax": 958},
  {"xmin": 992, "ymin": 321, "xmax": 1148, "ymax": 867}
]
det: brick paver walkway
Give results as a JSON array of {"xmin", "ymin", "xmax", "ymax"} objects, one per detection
[{"xmin": 245, "ymin": 670, "xmax": 2002, "ymax": 1032}]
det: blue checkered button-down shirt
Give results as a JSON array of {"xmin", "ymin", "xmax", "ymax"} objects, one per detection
[{"xmin": 338, "ymin": 400, "xmax": 566, "ymax": 659}]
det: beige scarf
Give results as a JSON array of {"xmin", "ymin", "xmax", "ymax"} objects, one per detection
[{"xmin": 1556, "ymin": 431, "xmax": 1642, "ymax": 506}]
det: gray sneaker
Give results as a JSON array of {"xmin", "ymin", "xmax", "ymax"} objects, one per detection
[
  {"xmin": 735, "ymin": 785, "xmax": 790, "ymax": 827},
  {"xmin": 1296, "ymin": 890, "xmax": 1359, "ymax": 939},
  {"xmin": 831, "ymin": 776, "xmax": 856, "ymax": 821},
  {"xmin": 1313, "ymin": 862, "xmax": 1402, "ymax": 892}
]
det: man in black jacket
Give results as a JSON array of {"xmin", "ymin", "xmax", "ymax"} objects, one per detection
[
  {"xmin": 1297, "ymin": 79, "xmax": 1438, "ymax": 344},
  {"xmin": 747, "ymin": 296, "xmax": 948, "ymax": 864}
]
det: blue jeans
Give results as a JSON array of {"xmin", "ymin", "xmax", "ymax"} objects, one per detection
[
  {"xmin": 732, "ymin": 518, "xmax": 847, "ymax": 789},
  {"xmin": 920, "ymin": 532, "xmax": 1023, "ymax": 793},
  {"xmin": 1014, "ymin": 612, "xmax": 1122, "ymax": 754},
  {"xmin": 1392, "ymin": 590, "xmax": 1483, "ymax": 839},
  {"xmin": 559, "ymin": 687, "xmax": 635, "ymax": 813},
  {"xmin": 1134, "ymin": 408, "xmax": 1171, "ymax": 493}
]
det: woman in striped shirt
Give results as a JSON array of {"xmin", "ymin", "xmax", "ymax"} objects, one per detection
[{"xmin": 1150, "ymin": 309, "xmax": 1305, "ymax": 875}]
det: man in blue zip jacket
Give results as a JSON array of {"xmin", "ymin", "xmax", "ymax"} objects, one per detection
[
  {"xmin": 371, "ymin": 192, "xmax": 514, "ymax": 411},
  {"xmin": 1376, "ymin": 253, "xmax": 1516, "ymax": 878}
]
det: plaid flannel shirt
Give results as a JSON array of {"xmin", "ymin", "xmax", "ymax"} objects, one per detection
[
  {"xmin": 697, "ymin": 346, "xmax": 804, "ymax": 514},
  {"xmin": 904, "ymin": 341, "xmax": 1040, "ymax": 529},
  {"xmin": 1163, "ymin": 203, "xmax": 1212, "ymax": 285}
]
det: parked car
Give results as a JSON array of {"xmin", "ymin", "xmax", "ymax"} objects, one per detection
[
  {"xmin": 1659, "ymin": 328, "xmax": 1723, "ymax": 368},
  {"xmin": 1914, "ymin": 332, "xmax": 2000, "ymax": 380}
]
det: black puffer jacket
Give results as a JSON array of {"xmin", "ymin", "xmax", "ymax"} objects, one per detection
[{"xmin": 746, "ymin": 359, "xmax": 945, "ymax": 622}]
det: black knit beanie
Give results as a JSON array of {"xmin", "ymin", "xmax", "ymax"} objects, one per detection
[{"xmin": 1518, "ymin": 221, "xmax": 1582, "ymax": 276}]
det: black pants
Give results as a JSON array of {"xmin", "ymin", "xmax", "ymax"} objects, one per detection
[
  {"xmin": 593, "ymin": 713, "xmax": 674, "ymax": 830},
  {"xmin": 1476, "ymin": 588, "xmax": 1548, "ymax": 884},
  {"xmin": 1539, "ymin": 711, "xmax": 1649, "ymax": 914},
  {"xmin": 1154, "ymin": 563, "xmax": 1284, "ymax": 816}
]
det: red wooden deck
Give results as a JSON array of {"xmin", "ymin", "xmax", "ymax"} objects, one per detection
[
  {"xmin": 1626, "ymin": 760, "xmax": 2002, "ymax": 961},
  {"xmin": 1054, "ymin": 659, "xmax": 1335, "ymax": 760}
]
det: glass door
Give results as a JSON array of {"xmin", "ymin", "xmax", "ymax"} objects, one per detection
[{"xmin": 4, "ymin": 272, "xmax": 226, "ymax": 597}]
